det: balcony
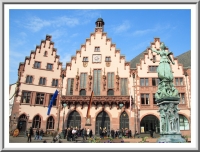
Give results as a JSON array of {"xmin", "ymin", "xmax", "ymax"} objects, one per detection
[{"xmin": 61, "ymin": 95, "xmax": 130, "ymax": 109}]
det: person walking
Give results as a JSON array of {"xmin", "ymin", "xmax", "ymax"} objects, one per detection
[{"xmin": 27, "ymin": 127, "xmax": 33, "ymax": 143}]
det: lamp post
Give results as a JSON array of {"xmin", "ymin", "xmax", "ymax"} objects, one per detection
[
  {"xmin": 57, "ymin": 73, "xmax": 65, "ymax": 132},
  {"xmin": 61, "ymin": 103, "xmax": 67, "ymax": 139}
]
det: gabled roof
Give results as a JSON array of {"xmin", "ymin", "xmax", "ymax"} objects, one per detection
[
  {"xmin": 130, "ymin": 50, "xmax": 191, "ymax": 69},
  {"xmin": 176, "ymin": 50, "xmax": 191, "ymax": 68},
  {"xmin": 130, "ymin": 50, "xmax": 147, "ymax": 69}
]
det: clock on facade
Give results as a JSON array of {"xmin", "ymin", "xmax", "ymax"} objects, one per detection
[{"xmin": 93, "ymin": 54, "xmax": 101, "ymax": 63}]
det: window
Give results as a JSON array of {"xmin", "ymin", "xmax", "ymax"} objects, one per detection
[
  {"xmin": 179, "ymin": 93, "xmax": 185, "ymax": 104},
  {"xmin": 179, "ymin": 115, "xmax": 189, "ymax": 130},
  {"xmin": 149, "ymin": 66, "xmax": 158, "ymax": 72},
  {"xmin": 153, "ymin": 93, "xmax": 157, "ymax": 104},
  {"xmin": 35, "ymin": 93, "xmax": 44, "ymax": 105},
  {"xmin": 39, "ymin": 77, "xmax": 46, "ymax": 85},
  {"xmin": 152, "ymin": 78, "xmax": 160, "ymax": 86},
  {"xmin": 105, "ymin": 57, "xmax": 111, "ymax": 62},
  {"xmin": 120, "ymin": 78, "xmax": 127, "ymax": 95},
  {"xmin": 52, "ymin": 79, "xmax": 58, "ymax": 87},
  {"xmin": 93, "ymin": 69, "xmax": 101, "ymax": 95},
  {"xmin": 141, "ymin": 94, "xmax": 149, "ymax": 105},
  {"xmin": 44, "ymin": 51, "xmax": 48, "ymax": 57},
  {"xmin": 83, "ymin": 57, "xmax": 88, "ymax": 62},
  {"xmin": 46, "ymin": 116, "xmax": 54, "ymax": 129},
  {"xmin": 67, "ymin": 78, "xmax": 74, "ymax": 95},
  {"xmin": 79, "ymin": 89, "xmax": 86, "ymax": 96},
  {"xmin": 107, "ymin": 89, "xmax": 114, "ymax": 96},
  {"xmin": 26, "ymin": 75, "xmax": 33, "ymax": 84},
  {"xmin": 21, "ymin": 91, "xmax": 31, "ymax": 103},
  {"xmin": 32, "ymin": 115, "xmax": 41, "ymax": 129},
  {"xmin": 107, "ymin": 72, "xmax": 114, "ymax": 89},
  {"xmin": 175, "ymin": 78, "xmax": 184, "ymax": 86},
  {"xmin": 80, "ymin": 73, "xmax": 87, "ymax": 88},
  {"xmin": 47, "ymin": 63, "xmax": 53, "ymax": 70},
  {"xmin": 153, "ymin": 55, "xmax": 156, "ymax": 61},
  {"xmin": 94, "ymin": 47, "xmax": 100, "ymax": 52},
  {"xmin": 49, "ymin": 94, "xmax": 57, "ymax": 106},
  {"xmin": 34, "ymin": 61, "xmax": 41, "ymax": 69},
  {"xmin": 140, "ymin": 78, "xmax": 149, "ymax": 86}
]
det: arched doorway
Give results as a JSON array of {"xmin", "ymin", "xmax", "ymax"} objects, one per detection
[
  {"xmin": 17, "ymin": 114, "xmax": 27, "ymax": 135},
  {"xmin": 67, "ymin": 111, "xmax": 81, "ymax": 129},
  {"xmin": 140, "ymin": 115, "xmax": 160, "ymax": 133},
  {"xmin": 120, "ymin": 111, "xmax": 129, "ymax": 129},
  {"xmin": 95, "ymin": 111, "xmax": 110, "ymax": 135}
]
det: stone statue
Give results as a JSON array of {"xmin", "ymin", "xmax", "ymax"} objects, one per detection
[{"xmin": 151, "ymin": 43, "xmax": 179, "ymax": 101}]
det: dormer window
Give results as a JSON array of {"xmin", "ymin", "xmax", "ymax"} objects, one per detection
[{"xmin": 94, "ymin": 47, "xmax": 100, "ymax": 52}]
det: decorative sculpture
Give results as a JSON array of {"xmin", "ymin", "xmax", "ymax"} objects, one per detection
[
  {"xmin": 151, "ymin": 42, "xmax": 185, "ymax": 143},
  {"xmin": 151, "ymin": 43, "xmax": 179, "ymax": 101}
]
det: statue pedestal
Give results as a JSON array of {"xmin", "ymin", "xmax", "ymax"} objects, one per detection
[{"xmin": 156, "ymin": 98, "xmax": 186, "ymax": 143}]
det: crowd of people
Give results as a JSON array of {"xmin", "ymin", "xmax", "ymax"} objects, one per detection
[
  {"xmin": 64, "ymin": 127, "xmax": 93, "ymax": 141},
  {"xmin": 26, "ymin": 126, "xmax": 142, "ymax": 143}
]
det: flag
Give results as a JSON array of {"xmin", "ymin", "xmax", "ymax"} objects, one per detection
[
  {"xmin": 86, "ymin": 90, "xmax": 94, "ymax": 119},
  {"xmin": 130, "ymin": 89, "xmax": 132, "ymax": 117},
  {"xmin": 47, "ymin": 89, "xmax": 59, "ymax": 115}
]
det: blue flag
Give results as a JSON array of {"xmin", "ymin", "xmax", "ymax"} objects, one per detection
[{"xmin": 47, "ymin": 89, "xmax": 59, "ymax": 115}]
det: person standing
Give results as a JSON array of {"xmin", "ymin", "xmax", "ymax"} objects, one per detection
[
  {"xmin": 111, "ymin": 129, "xmax": 114, "ymax": 138},
  {"xmin": 39, "ymin": 129, "xmax": 44, "ymax": 140},
  {"xmin": 34, "ymin": 128, "xmax": 39, "ymax": 140},
  {"xmin": 27, "ymin": 127, "xmax": 33, "ymax": 143},
  {"xmin": 89, "ymin": 129, "xmax": 92, "ymax": 138},
  {"xmin": 87, "ymin": 128, "xmax": 90, "ymax": 139}
]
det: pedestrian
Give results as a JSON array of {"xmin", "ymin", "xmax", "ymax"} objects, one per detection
[
  {"xmin": 82, "ymin": 128, "xmax": 86, "ymax": 140},
  {"xmin": 87, "ymin": 128, "xmax": 90, "ymax": 139},
  {"xmin": 89, "ymin": 129, "xmax": 92, "ymax": 138},
  {"xmin": 67, "ymin": 128, "xmax": 71, "ymax": 141},
  {"xmin": 34, "ymin": 128, "xmax": 39, "ymax": 140},
  {"xmin": 27, "ymin": 127, "xmax": 33, "ymax": 142},
  {"xmin": 84, "ymin": 128, "xmax": 87, "ymax": 140},
  {"xmin": 111, "ymin": 129, "xmax": 115, "ymax": 138},
  {"xmin": 39, "ymin": 129, "xmax": 44, "ymax": 140},
  {"xmin": 72, "ymin": 128, "xmax": 76, "ymax": 141}
]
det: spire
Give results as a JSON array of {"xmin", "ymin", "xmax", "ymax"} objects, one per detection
[{"xmin": 95, "ymin": 18, "xmax": 105, "ymax": 32}]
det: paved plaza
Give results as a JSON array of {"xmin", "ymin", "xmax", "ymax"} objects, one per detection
[{"xmin": 9, "ymin": 135, "xmax": 160, "ymax": 143}]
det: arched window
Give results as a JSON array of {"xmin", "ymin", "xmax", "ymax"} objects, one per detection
[
  {"xmin": 107, "ymin": 89, "xmax": 114, "ymax": 96},
  {"xmin": 79, "ymin": 89, "xmax": 86, "ymax": 96},
  {"xmin": 67, "ymin": 111, "xmax": 81, "ymax": 129},
  {"xmin": 39, "ymin": 77, "xmax": 46, "ymax": 85},
  {"xmin": 46, "ymin": 116, "xmax": 54, "ymax": 129},
  {"xmin": 120, "ymin": 111, "xmax": 129, "ymax": 129},
  {"xmin": 179, "ymin": 114, "xmax": 189, "ymax": 130},
  {"xmin": 32, "ymin": 115, "xmax": 41, "ymax": 128},
  {"xmin": 95, "ymin": 111, "xmax": 110, "ymax": 135}
]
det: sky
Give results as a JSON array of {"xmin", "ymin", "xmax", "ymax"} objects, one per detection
[{"xmin": 9, "ymin": 9, "xmax": 191, "ymax": 85}]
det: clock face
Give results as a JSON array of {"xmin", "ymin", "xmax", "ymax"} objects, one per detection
[{"xmin": 93, "ymin": 55, "xmax": 101, "ymax": 62}]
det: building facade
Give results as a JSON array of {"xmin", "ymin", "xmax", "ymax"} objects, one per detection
[{"xmin": 10, "ymin": 18, "xmax": 191, "ymax": 137}]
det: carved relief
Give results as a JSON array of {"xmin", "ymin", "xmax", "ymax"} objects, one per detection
[{"xmin": 106, "ymin": 62, "xmax": 110, "ymax": 67}]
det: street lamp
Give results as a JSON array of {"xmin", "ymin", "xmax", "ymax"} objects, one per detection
[
  {"xmin": 119, "ymin": 103, "xmax": 124, "ymax": 109},
  {"xmin": 62, "ymin": 103, "xmax": 67, "ymax": 139}
]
